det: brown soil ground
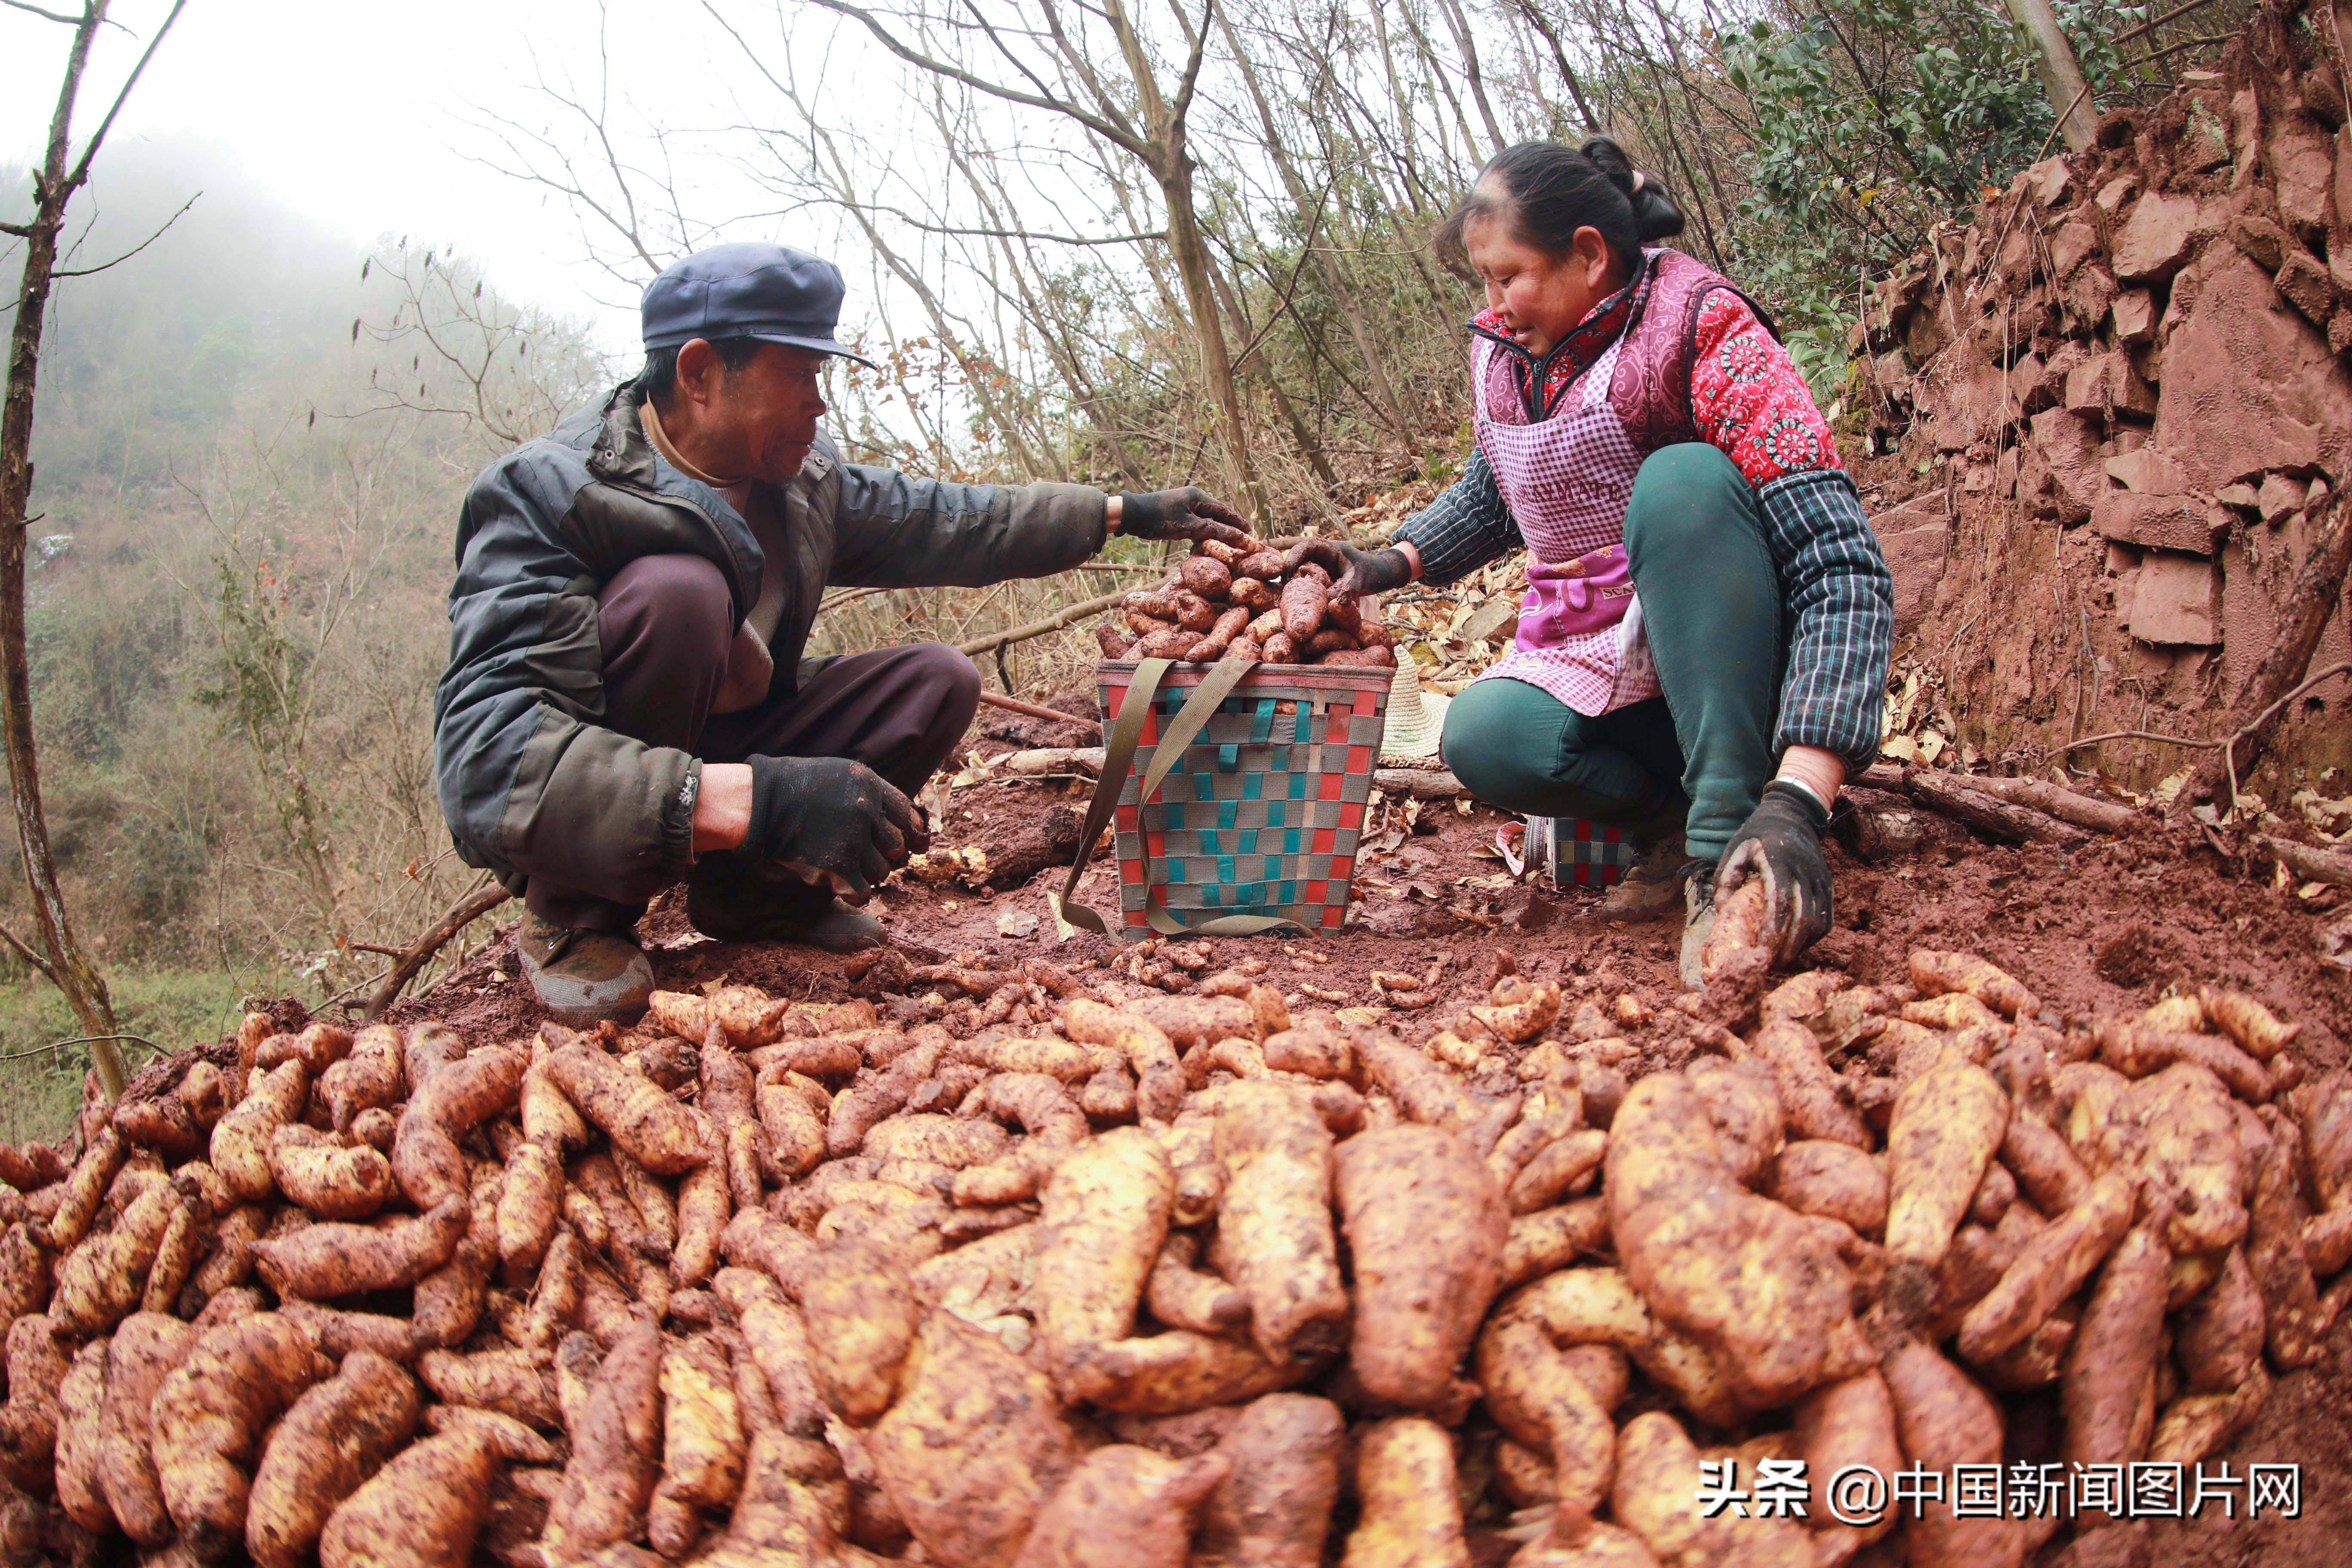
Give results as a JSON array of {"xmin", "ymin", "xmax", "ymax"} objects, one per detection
[{"xmin": 384, "ymin": 739, "xmax": 2352, "ymax": 1565}]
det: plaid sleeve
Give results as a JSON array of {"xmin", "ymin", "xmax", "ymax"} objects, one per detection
[
  {"xmin": 1390, "ymin": 446, "xmax": 1519, "ymax": 586},
  {"xmin": 1757, "ymin": 469, "xmax": 1894, "ymax": 771}
]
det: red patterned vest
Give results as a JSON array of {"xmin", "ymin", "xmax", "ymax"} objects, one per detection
[{"xmin": 1480, "ymin": 248, "xmax": 1782, "ymax": 453}]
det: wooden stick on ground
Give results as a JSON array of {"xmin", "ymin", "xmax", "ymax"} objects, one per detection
[
  {"xmin": 1855, "ymin": 763, "xmax": 2095, "ymax": 846},
  {"xmin": 975, "ymin": 690, "xmax": 1094, "ymax": 726},
  {"xmin": 1001, "ymin": 746, "xmax": 1106, "ymax": 775},
  {"xmin": 955, "ymin": 588, "xmax": 1129, "ymax": 657},
  {"xmin": 1934, "ymin": 772, "xmax": 2143, "ymax": 834},
  {"xmin": 2258, "ymin": 835, "xmax": 2352, "ymax": 891},
  {"xmin": 1852, "ymin": 763, "xmax": 1914, "ymax": 793},
  {"xmin": 364, "ymin": 882, "xmax": 513, "ymax": 1020},
  {"xmin": 1373, "ymin": 768, "xmax": 1467, "ymax": 799},
  {"xmin": 1905, "ymin": 770, "xmax": 2093, "ymax": 847}
]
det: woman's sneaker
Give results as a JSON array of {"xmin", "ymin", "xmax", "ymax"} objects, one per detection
[{"xmin": 1596, "ymin": 836, "xmax": 1690, "ymax": 921}]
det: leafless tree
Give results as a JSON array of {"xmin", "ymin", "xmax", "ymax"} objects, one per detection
[
  {"xmin": 354, "ymin": 244, "xmax": 613, "ymax": 453},
  {"xmin": 0, "ymin": 0, "xmax": 188, "ymax": 1099},
  {"xmin": 773, "ymin": 0, "xmax": 1266, "ymax": 515}
]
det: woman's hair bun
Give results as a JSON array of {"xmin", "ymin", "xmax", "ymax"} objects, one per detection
[
  {"xmin": 1578, "ymin": 137, "xmax": 1684, "ymax": 242},
  {"xmin": 1579, "ymin": 137, "xmax": 1636, "ymax": 183},
  {"xmin": 1626, "ymin": 182, "xmax": 1685, "ymax": 243}
]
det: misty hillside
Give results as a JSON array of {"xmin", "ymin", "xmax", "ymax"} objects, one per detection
[
  {"xmin": 22, "ymin": 138, "xmax": 353, "ymax": 498},
  {"xmin": 0, "ymin": 136, "xmax": 609, "ymax": 1126}
]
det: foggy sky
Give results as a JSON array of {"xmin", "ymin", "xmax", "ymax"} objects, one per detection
[{"xmin": 0, "ymin": 0, "xmax": 746, "ymax": 350}]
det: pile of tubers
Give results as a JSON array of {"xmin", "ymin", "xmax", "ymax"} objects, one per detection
[
  {"xmin": 0, "ymin": 928, "xmax": 2335, "ymax": 1566},
  {"xmin": 1096, "ymin": 538, "xmax": 1400, "ymax": 669}
]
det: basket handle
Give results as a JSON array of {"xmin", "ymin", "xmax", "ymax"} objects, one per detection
[{"xmin": 1052, "ymin": 658, "xmax": 1308, "ymax": 940}]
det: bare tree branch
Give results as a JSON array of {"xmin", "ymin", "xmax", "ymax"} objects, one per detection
[
  {"xmin": 828, "ymin": 201, "xmax": 1163, "ymax": 245},
  {"xmin": 363, "ymin": 881, "xmax": 510, "ymax": 1019},
  {"xmin": 51, "ymin": 189, "xmax": 196, "ymax": 278},
  {"xmin": 799, "ymin": 0, "xmax": 1154, "ymax": 157},
  {"xmin": 0, "ymin": 0, "xmax": 87, "ymax": 25},
  {"xmin": 1166, "ymin": 0, "xmax": 1213, "ymax": 125},
  {"xmin": 61, "ymin": 0, "xmax": 188, "ymax": 193},
  {"xmin": 1505, "ymin": 0, "xmax": 1600, "ymax": 131},
  {"xmin": 0, "ymin": 920, "xmax": 57, "ymax": 983}
]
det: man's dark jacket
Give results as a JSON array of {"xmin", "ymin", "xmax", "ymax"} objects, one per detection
[{"xmin": 434, "ymin": 385, "xmax": 1105, "ymax": 904}]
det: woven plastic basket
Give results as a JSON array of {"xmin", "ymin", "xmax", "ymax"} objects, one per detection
[
  {"xmin": 1530, "ymin": 815, "xmax": 1636, "ymax": 888},
  {"xmin": 1052, "ymin": 657, "xmax": 1391, "ymax": 941}
]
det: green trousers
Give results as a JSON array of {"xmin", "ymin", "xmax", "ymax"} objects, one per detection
[{"xmin": 1440, "ymin": 443, "xmax": 1784, "ymax": 862}]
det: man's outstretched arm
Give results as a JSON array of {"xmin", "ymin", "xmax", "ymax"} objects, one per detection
[{"xmin": 827, "ymin": 462, "xmax": 1252, "ymax": 589}]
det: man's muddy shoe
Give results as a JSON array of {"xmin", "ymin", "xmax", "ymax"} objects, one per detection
[
  {"xmin": 1596, "ymin": 836, "xmax": 1688, "ymax": 922},
  {"xmin": 687, "ymin": 853, "xmax": 888, "ymax": 952},
  {"xmin": 517, "ymin": 913, "xmax": 655, "ymax": 1026},
  {"xmin": 1678, "ymin": 866, "xmax": 1719, "ymax": 992}
]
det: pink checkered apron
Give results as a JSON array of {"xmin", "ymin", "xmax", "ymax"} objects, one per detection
[{"xmin": 1466, "ymin": 328, "xmax": 1661, "ymax": 717}]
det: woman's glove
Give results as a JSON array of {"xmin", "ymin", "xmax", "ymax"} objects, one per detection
[
  {"xmin": 741, "ymin": 756, "xmax": 928, "ymax": 904},
  {"xmin": 1715, "ymin": 781, "xmax": 1833, "ymax": 964},
  {"xmin": 1117, "ymin": 488, "xmax": 1255, "ymax": 549},
  {"xmin": 1282, "ymin": 539, "xmax": 1414, "ymax": 598}
]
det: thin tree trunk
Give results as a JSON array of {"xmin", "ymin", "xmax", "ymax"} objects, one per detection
[
  {"xmin": 1507, "ymin": 0, "xmax": 1602, "ymax": 131},
  {"xmin": 1291, "ymin": 297, "xmax": 1424, "ymax": 451},
  {"xmin": 806, "ymin": 113, "xmax": 1055, "ymax": 479},
  {"xmin": 1363, "ymin": 7, "xmax": 1442, "ymax": 216},
  {"xmin": 1205, "ymin": 253, "xmax": 1338, "ymax": 487},
  {"xmin": 1433, "ymin": 0, "xmax": 1509, "ymax": 153},
  {"xmin": 1096, "ymin": 0, "xmax": 1256, "ymax": 510},
  {"xmin": 947, "ymin": 139, "xmax": 1154, "ymax": 485},
  {"xmin": 2002, "ymin": 0, "xmax": 2098, "ymax": 151},
  {"xmin": 1156, "ymin": 156, "xmax": 1260, "ymax": 510},
  {"xmin": 1629, "ymin": 0, "xmax": 1737, "ymax": 263},
  {"xmin": 1397, "ymin": 0, "xmax": 1484, "ymax": 176},
  {"xmin": 1218, "ymin": 3, "xmax": 1418, "ymax": 449},
  {"xmin": 1, "ymin": 0, "xmax": 150, "ymax": 1100}
]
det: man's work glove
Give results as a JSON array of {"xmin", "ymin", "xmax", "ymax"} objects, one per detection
[
  {"xmin": 1715, "ymin": 780, "xmax": 1833, "ymax": 965},
  {"xmin": 1283, "ymin": 538, "xmax": 1414, "ymax": 598},
  {"xmin": 741, "ymin": 756, "xmax": 928, "ymax": 905},
  {"xmin": 1117, "ymin": 488, "xmax": 1255, "ymax": 549}
]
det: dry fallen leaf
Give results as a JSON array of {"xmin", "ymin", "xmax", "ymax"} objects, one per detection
[{"xmin": 2321, "ymin": 909, "xmax": 2352, "ymax": 970}]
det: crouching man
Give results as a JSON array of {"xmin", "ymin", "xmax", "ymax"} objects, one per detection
[{"xmin": 434, "ymin": 242, "xmax": 1247, "ymax": 1023}]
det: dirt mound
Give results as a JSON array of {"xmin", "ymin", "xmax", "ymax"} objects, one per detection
[
  {"xmin": 395, "ymin": 773, "xmax": 2352, "ymax": 1093},
  {"xmin": 1857, "ymin": 3, "xmax": 2352, "ymax": 802}
]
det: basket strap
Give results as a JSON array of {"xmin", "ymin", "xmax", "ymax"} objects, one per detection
[
  {"xmin": 1050, "ymin": 657, "xmax": 1174, "ymax": 938},
  {"xmin": 1052, "ymin": 658, "xmax": 1308, "ymax": 939}
]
